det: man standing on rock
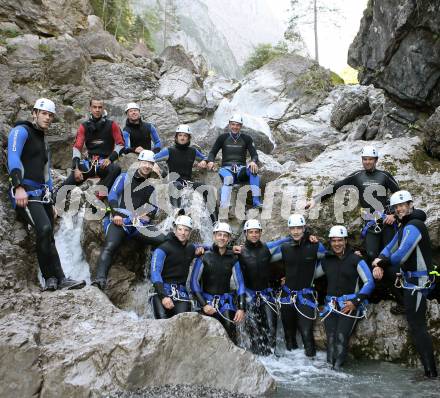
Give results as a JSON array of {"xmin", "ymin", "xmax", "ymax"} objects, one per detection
[
  {"xmin": 206, "ymin": 114, "xmax": 262, "ymax": 214},
  {"xmin": 191, "ymin": 222, "xmax": 246, "ymax": 344},
  {"xmin": 315, "ymin": 225, "xmax": 374, "ymax": 370},
  {"xmin": 121, "ymin": 102, "xmax": 161, "ymax": 155},
  {"xmin": 306, "ymin": 145, "xmax": 402, "ymax": 311},
  {"xmin": 235, "ymin": 219, "xmax": 291, "ymax": 355},
  {"xmin": 59, "ymin": 98, "xmax": 124, "ymax": 197},
  {"xmin": 372, "ymin": 190, "xmax": 437, "ymax": 378},
  {"xmin": 91, "ymin": 150, "xmax": 166, "ymax": 290},
  {"xmin": 150, "ymin": 215, "xmax": 203, "ymax": 319},
  {"xmin": 7, "ymin": 98, "xmax": 85, "ymax": 291},
  {"xmin": 279, "ymin": 214, "xmax": 326, "ymax": 358}
]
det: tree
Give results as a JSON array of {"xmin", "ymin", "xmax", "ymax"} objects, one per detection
[
  {"xmin": 288, "ymin": 0, "xmax": 342, "ymax": 63},
  {"xmin": 243, "ymin": 42, "xmax": 289, "ymax": 75}
]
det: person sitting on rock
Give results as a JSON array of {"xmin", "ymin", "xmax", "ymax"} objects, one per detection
[
  {"xmin": 121, "ymin": 102, "xmax": 161, "ymax": 155},
  {"xmin": 7, "ymin": 98, "xmax": 85, "ymax": 291},
  {"xmin": 372, "ymin": 190, "xmax": 437, "ymax": 378},
  {"xmin": 206, "ymin": 114, "xmax": 262, "ymax": 213},
  {"xmin": 278, "ymin": 214, "xmax": 326, "ymax": 358},
  {"xmin": 315, "ymin": 225, "xmax": 374, "ymax": 370},
  {"xmin": 91, "ymin": 150, "xmax": 166, "ymax": 290},
  {"xmin": 150, "ymin": 215, "xmax": 204, "ymax": 319},
  {"xmin": 306, "ymin": 145, "xmax": 402, "ymax": 312},
  {"xmin": 59, "ymin": 98, "xmax": 124, "ymax": 197},
  {"xmin": 154, "ymin": 124, "xmax": 214, "ymax": 219},
  {"xmin": 190, "ymin": 222, "xmax": 246, "ymax": 344}
]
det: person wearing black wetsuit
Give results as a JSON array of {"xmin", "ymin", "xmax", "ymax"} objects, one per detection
[
  {"xmin": 279, "ymin": 214, "xmax": 326, "ymax": 357},
  {"xmin": 122, "ymin": 102, "xmax": 161, "ymax": 154},
  {"xmin": 91, "ymin": 150, "xmax": 166, "ymax": 290},
  {"xmin": 206, "ymin": 114, "xmax": 262, "ymax": 210},
  {"xmin": 308, "ymin": 145, "xmax": 400, "ymax": 308},
  {"xmin": 191, "ymin": 222, "xmax": 246, "ymax": 344},
  {"xmin": 150, "ymin": 215, "xmax": 201, "ymax": 319},
  {"xmin": 59, "ymin": 98, "xmax": 124, "ymax": 197},
  {"xmin": 372, "ymin": 190, "xmax": 437, "ymax": 378},
  {"xmin": 237, "ymin": 219, "xmax": 291, "ymax": 355},
  {"xmin": 7, "ymin": 98, "xmax": 85, "ymax": 291},
  {"xmin": 154, "ymin": 125, "xmax": 215, "ymax": 221},
  {"xmin": 315, "ymin": 225, "xmax": 374, "ymax": 369}
]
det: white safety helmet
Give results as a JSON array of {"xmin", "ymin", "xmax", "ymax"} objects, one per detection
[
  {"xmin": 229, "ymin": 113, "xmax": 243, "ymax": 124},
  {"xmin": 287, "ymin": 214, "xmax": 306, "ymax": 228},
  {"xmin": 243, "ymin": 219, "xmax": 262, "ymax": 231},
  {"xmin": 33, "ymin": 98, "xmax": 56, "ymax": 114},
  {"xmin": 125, "ymin": 102, "xmax": 140, "ymax": 113},
  {"xmin": 389, "ymin": 190, "xmax": 413, "ymax": 207},
  {"xmin": 213, "ymin": 222, "xmax": 232, "ymax": 235},
  {"xmin": 175, "ymin": 124, "xmax": 192, "ymax": 135},
  {"xmin": 361, "ymin": 145, "xmax": 379, "ymax": 158},
  {"xmin": 174, "ymin": 215, "xmax": 193, "ymax": 230},
  {"xmin": 138, "ymin": 150, "xmax": 155, "ymax": 163},
  {"xmin": 328, "ymin": 225, "xmax": 348, "ymax": 238}
]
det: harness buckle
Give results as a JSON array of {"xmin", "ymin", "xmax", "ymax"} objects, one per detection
[{"xmin": 255, "ymin": 291, "xmax": 261, "ymax": 307}]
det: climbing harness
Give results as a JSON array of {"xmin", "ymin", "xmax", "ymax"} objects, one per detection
[
  {"xmin": 203, "ymin": 292, "xmax": 237, "ymax": 324},
  {"xmin": 278, "ymin": 286, "xmax": 318, "ymax": 320},
  {"xmin": 394, "ymin": 271, "xmax": 435, "ymax": 296},
  {"xmin": 9, "ymin": 178, "xmax": 52, "ymax": 207},
  {"xmin": 320, "ymin": 294, "xmax": 368, "ymax": 321},
  {"xmin": 246, "ymin": 288, "xmax": 279, "ymax": 315}
]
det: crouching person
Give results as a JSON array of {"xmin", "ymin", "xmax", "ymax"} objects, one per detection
[{"xmin": 191, "ymin": 222, "xmax": 246, "ymax": 344}]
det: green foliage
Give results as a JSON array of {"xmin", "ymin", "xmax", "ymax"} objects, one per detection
[
  {"xmin": 295, "ymin": 65, "xmax": 341, "ymax": 96},
  {"xmin": 89, "ymin": 0, "xmax": 155, "ymax": 50},
  {"xmin": 38, "ymin": 44, "xmax": 54, "ymax": 61},
  {"xmin": 243, "ymin": 42, "xmax": 289, "ymax": 75},
  {"xmin": 0, "ymin": 27, "xmax": 20, "ymax": 39}
]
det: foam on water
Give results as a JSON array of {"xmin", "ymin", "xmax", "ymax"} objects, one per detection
[{"xmin": 55, "ymin": 208, "xmax": 91, "ymax": 283}]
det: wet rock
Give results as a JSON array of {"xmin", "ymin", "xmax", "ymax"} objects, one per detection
[
  {"xmin": 1, "ymin": 289, "xmax": 274, "ymax": 397},
  {"xmin": 160, "ymin": 45, "xmax": 199, "ymax": 76},
  {"xmin": 78, "ymin": 15, "xmax": 129, "ymax": 62},
  {"xmin": 330, "ymin": 85, "xmax": 370, "ymax": 130},
  {"xmin": 0, "ymin": 0, "xmax": 91, "ymax": 36},
  {"xmin": 203, "ymin": 75, "xmax": 241, "ymax": 111},
  {"xmin": 423, "ymin": 106, "xmax": 440, "ymax": 160},
  {"xmin": 348, "ymin": 0, "xmax": 440, "ymax": 109}
]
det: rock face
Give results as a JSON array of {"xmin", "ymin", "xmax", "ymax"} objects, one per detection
[
  {"xmin": 348, "ymin": 0, "xmax": 440, "ymax": 109},
  {"xmin": 423, "ymin": 106, "xmax": 440, "ymax": 160},
  {"xmin": 0, "ymin": 287, "xmax": 274, "ymax": 397}
]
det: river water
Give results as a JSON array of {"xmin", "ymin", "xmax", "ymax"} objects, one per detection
[{"xmin": 260, "ymin": 350, "xmax": 439, "ymax": 398}]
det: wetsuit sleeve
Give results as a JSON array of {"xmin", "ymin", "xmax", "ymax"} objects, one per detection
[
  {"xmin": 122, "ymin": 129, "xmax": 134, "ymax": 153},
  {"xmin": 190, "ymin": 257, "xmax": 206, "ymax": 307},
  {"xmin": 317, "ymin": 242, "xmax": 327, "ymax": 259},
  {"xmin": 150, "ymin": 124, "xmax": 161, "ymax": 153},
  {"xmin": 388, "ymin": 225, "xmax": 422, "ymax": 271},
  {"xmin": 195, "ymin": 149, "xmax": 207, "ymax": 161},
  {"xmin": 207, "ymin": 134, "xmax": 226, "ymax": 162},
  {"xmin": 108, "ymin": 173, "xmax": 126, "ymax": 209},
  {"xmin": 7, "ymin": 126, "xmax": 28, "ymax": 188},
  {"xmin": 378, "ymin": 232, "xmax": 399, "ymax": 261},
  {"xmin": 314, "ymin": 263, "xmax": 325, "ymax": 278},
  {"xmin": 385, "ymin": 171, "xmax": 400, "ymax": 193},
  {"xmin": 72, "ymin": 124, "xmax": 85, "ymax": 168},
  {"xmin": 151, "ymin": 248, "xmax": 167, "ymax": 299},
  {"xmin": 267, "ymin": 236, "xmax": 292, "ymax": 262},
  {"xmin": 232, "ymin": 261, "xmax": 246, "ymax": 310},
  {"xmin": 356, "ymin": 259, "xmax": 375, "ymax": 301},
  {"xmin": 108, "ymin": 122, "xmax": 124, "ymax": 161},
  {"xmin": 45, "ymin": 147, "xmax": 53, "ymax": 191},
  {"xmin": 244, "ymin": 135, "xmax": 259, "ymax": 163},
  {"xmin": 153, "ymin": 148, "xmax": 170, "ymax": 163},
  {"xmin": 313, "ymin": 172, "xmax": 357, "ymax": 203}
]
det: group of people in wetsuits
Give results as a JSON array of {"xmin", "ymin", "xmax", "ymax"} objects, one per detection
[{"xmin": 6, "ymin": 97, "xmax": 438, "ymax": 377}]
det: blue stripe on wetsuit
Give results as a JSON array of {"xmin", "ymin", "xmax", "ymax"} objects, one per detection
[
  {"xmin": 151, "ymin": 248, "xmax": 166, "ymax": 284},
  {"xmin": 232, "ymin": 261, "xmax": 246, "ymax": 296},
  {"xmin": 154, "ymin": 148, "xmax": 169, "ymax": 163},
  {"xmin": 190, "ymin": 257, "xmax": 204, "ymax": 294},
  {"xmin": 7, "ymin": 126, "xmax": 28, "ymax": 182},
  {"xmin": 356, "ymin": 259, "xmax": 375, "ymax": 298}
]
